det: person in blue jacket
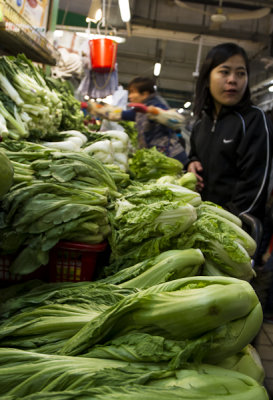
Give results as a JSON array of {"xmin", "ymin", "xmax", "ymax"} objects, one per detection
[
  {"xmin": 187, "ymin": 42, "xmax": 273, "ymax": 222},
  {"xmin": 89, "ymin": 77, "xmax": 189, "ymax": 166},
  {"xmin": 121, "ymin": 76, "xmax": 188, "ymax": 165}
]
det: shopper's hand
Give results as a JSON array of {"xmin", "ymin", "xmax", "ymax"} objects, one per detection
[
  {"xmin": 88, "ymin": 101, "xmax": 122, "ymax": 121},
  {"xmin": 187, "ymin": 161, "xmax": 204, "ymax": 192},
  {"xmin": 146, "ymin": 107, "xmax": 186, "ymax": 130}
]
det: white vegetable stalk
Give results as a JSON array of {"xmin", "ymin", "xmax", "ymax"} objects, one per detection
[
  {"xmin": 84, "ymin": 139, "xmax": 114, "ymax": 155},
  {"xmin": 114, "ymin": 152, "xmax": 128, "ymax": 167},
  {"xmin": 93, "ymin": 151, "xmax": 114, "ymax": 164},
  {"xmin": 111, "ymin": 139, "xmax": 127, "ymax": 152},
  {"xmin": 102, "ymin": 130, "xmax": 129, "ymax": 145},
  {"xmin": 42, "ymin": 140, "xmax": 79, "ymax": 152},
  {"xmin": 0, "ymin": 72, "xmax": 24, "ymax": 106},
  {"xmin": 114, "ymin": 162, "xmax": 127, "ymax": 171},
  {"xmin": 59, "ymin": 130, "xmax": 88, "ymax": 145},
  {"xmin": 0, "ymin": 113, "xmax": 8, "ymax": 135},
  {"xmin": 66, "ymin": 136, "xmax": 85, "ymax": 150}
]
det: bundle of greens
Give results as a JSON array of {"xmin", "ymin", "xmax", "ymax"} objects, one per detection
[
  {"xmin": 102, "ymin": 248, "xmax": 204, "ymax": 289},
  {"xmin": 216, "ymin": 344, "xmax": 265, "ymax": 385},
  {"xmin": 83, "ymin": 130, "xmax": 130, "ymax": 172},
  {"xmin": 0, "ymin": 54, "xmax": 62, "ymax": 138},
  {"xmin": 0, "ymin": 140, "xmax": 118, "ymax": 196},
  {"xmin": 0, "ymin": 282, "xmax": 135, "ymax": 354},
  {"xmin": 0, "ymin": 348, "xmax": 268, "ymax": 399},
  {"xmin": 0, "ymin": 149, "xmax": 14, "ymax": 198},
  {"xmin": 44, "ymin": 76, "xmax": 87, "ymax": 133},
  {"xmin": 0, "ymin": 280, "xmax": 135, "ymax": 322},
  {"xmin": 156, "ymin": 172, "xmax": 197, "ymax": 191},
  {"xmin": 0, "ymin": 90, "xmax": 29, "ymax": 140},
  {"xmin": 175, "ymin": 202, "xmax": 256, "ymax": 281},
  {"xmin": 108, "ymin": 198, "xmax": 197, "ymax": 268},
  {"xmin": 32, "ymin": 150, "xmax": 119, "ymax": 197},
  {"xmin": 129, "ymin": 146, "xmax": 184, "ymax": 181},
  {"xmin": 0, "ymin": 180, "xmax": 111, "ymax": 274},
  {"xmin": 104, "ymin": 164, "xmax": 131, "ymax": 189},
  {"xmin": 60, "ymin": 276, "xmax": 262, "ymax": 362},
  {"xmin": 0, "ymin": 141, "xmax": 121, "ymax": 274},
  {"xmin": 0, "ymin": 137, "xmax": 55, "ymax": 162},
  {"xmin": 118, "ymin": 120, "xmax": 138, "ymax": 150},
  {"xmin": 106, "ymin": 181, "xmax": 201, "ymax": 272},
  {"xmin": 105, "ymin": 182, "xmax": 256, "ymax": 280},
  {"xmin": 120, "ymin": 181, "xmax": 201, "ymax": 207}
]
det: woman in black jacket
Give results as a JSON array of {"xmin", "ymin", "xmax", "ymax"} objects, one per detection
[{"xmin": 187, "ymin": 42, "xmax": 272, "ymax": 222}]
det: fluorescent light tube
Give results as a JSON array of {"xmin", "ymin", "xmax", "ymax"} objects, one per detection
[
  {"xmin": 154, "ymin": 62, "xmax": 161, "ymax": 77},
  {"xmin": 118, "ymin": 0, "xmax": 131, "ymax": 22},
  {"xmin": 183, "ymin": 101, "xmax": 191, "ymax": 108}
]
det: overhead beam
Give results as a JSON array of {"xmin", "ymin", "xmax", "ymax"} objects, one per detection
[
  {"xmin": 173, "ymin": 0, "xmax": 273, "ymax": 10},
  {"xmin": 129, "ymin": 16, "xmax": 269, "ymax": 43},
  {"xmin": 117, "ymin": 25, "xmax": 267, "ymax": 54}
]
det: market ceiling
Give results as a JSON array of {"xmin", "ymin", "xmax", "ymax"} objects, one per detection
[{"xmin": 57, "ymin": 0, "xmax": 273, "ymax": 108}]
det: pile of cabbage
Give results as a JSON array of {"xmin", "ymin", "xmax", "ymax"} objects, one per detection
[{"xmin": 0, "ymin": 54, "xmax": 269, "ymax": 399}]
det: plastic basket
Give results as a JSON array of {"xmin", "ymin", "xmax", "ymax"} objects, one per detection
[
  {"xmin": 0, "ymin": 254, "xmax": 20, "ymax": 282},
  {"xmin": 48, "ymin": 241, "xmax": 108, "ymax": 282},
  {"xmin": 0, "ymin": 254, "xmax": 48, "ymax": 283}
]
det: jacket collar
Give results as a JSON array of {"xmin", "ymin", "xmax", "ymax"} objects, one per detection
[{"xmin": 204, "ymin": 99, "xmax": 252, "ymax": 120}]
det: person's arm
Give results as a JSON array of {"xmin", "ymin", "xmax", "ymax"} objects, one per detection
[
  {"xmin": 131, "ymin": 95, "xmax": 186, "ymax": 130},
  {"xmin": 121, "ymin": 108, "xmax": 136, "ymax": 121},
  {"xmin": 88, "ymin": 101, "xmax": 136, "ymax": 122},
  {"xmin": 187, "ymin": 121, "xmax": 204, "ymax": 191},
  {"xmin": 227, "ymin": 109, "xmax": 272, "ymax": 218},
  {"xmin": 146, "ymin": 106, "xmax": 186, "ymax": 130}
]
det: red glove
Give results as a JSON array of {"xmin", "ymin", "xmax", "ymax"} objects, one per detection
[{"xmin": 127, "ymin": 103, "xmax": 148, "ymax": 113}]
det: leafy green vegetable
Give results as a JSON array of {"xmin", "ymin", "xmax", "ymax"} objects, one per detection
[
  {"xmin": 0, "ymin": 141, "xmax": 121, "ymax": 274},
  {"xmin": 177, "ymin": 172, "xmax": 197, "ymax": 191},
  {"xmin": 0, "ymin": 281, "xmax": 135, "ymax": 353},
  {"xmin": 45, "ymin": 76, "xmax": 87, "ymax": 133},
  {"xmin": 0, "ymin": 348, "xmax": 268, "ymax": 399},
  {"xmin": 0, "ymin": 55, "xmax": 62, "ymax": 138},
  {"xmin": 108, "ymin": 199, "xmax": 197, "ymax": 267},
  {"xmin": 175, "ymin": 203, "xmax": 256, "ymax": 281},
  {"xmin": 0, "ymin": 280, "xmax": 135, "ymax": 322},
  {"xmin": 118, "ymin": 120, "xmax": 138, "ymax": 150},
  {"xmin": 120, "ymin": 181, "xmax": 201, "ymax": 207},
  {"xmin": 81, "ymin": 302, "xmax": 261, "ymax": 366},
  {"xmin": 60, "ymin": 276, "xmax": 261, "ymax": 357},
  {"xmin": 216, "ymin": 344, "xmax": 265, "ymax": 384},
  {"xmin": 101, "ymin": 248, "xmax": 204, "ymax": 288},
  {"xmin": 0, "ymin": 91, "xmax": 28, "ymax": 139},
  {"xmin": 129, "ymin": 147, "xmax": 183, "ymax": 181},
  {"xmin": 0, "ymin": 150, "xmax": 13, "ymax": 198}
]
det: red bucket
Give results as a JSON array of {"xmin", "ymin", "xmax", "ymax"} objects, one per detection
[{"xmin": 89, "ymin": 38, "xmax": 117, "ymax": 71}]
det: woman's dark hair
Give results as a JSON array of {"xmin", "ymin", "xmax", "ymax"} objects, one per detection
[
  {"xmin": 127, "ymin": 76, "xmax": 156, "ymax": 94},
  {"xmin": 193, "ymin": 42, "xmax": 251, "ymax": 117}
]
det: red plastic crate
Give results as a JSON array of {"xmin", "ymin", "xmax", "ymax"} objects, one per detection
[
  {"xmin": 0, "ymin": 254, "xmax": 48, "ymax": 283},
  {"xmin": 48, "ymin": 241, "xmax": 108, "ymax": 282},
  {"xmin": 0, "ymin": 254, "xmax": 21, "ymax": 282}
]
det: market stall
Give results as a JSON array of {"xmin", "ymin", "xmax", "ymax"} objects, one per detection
[{"xmin": 0, "ymin": 0, "xmax": 271, "ymax": 398}]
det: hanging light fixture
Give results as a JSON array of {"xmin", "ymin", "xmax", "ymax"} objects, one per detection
[{"xmin": 86, "ymin": 0, "xmax": 102, "ymax": 23}]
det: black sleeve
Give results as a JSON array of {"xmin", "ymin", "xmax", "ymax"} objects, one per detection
[
  {"xmin": 227, "ymin": 109, "xmax": 272, "ymax": 219},
  {"xmin": 188, "ymin": 119, "xmax": 201, "ymax": 164}
]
